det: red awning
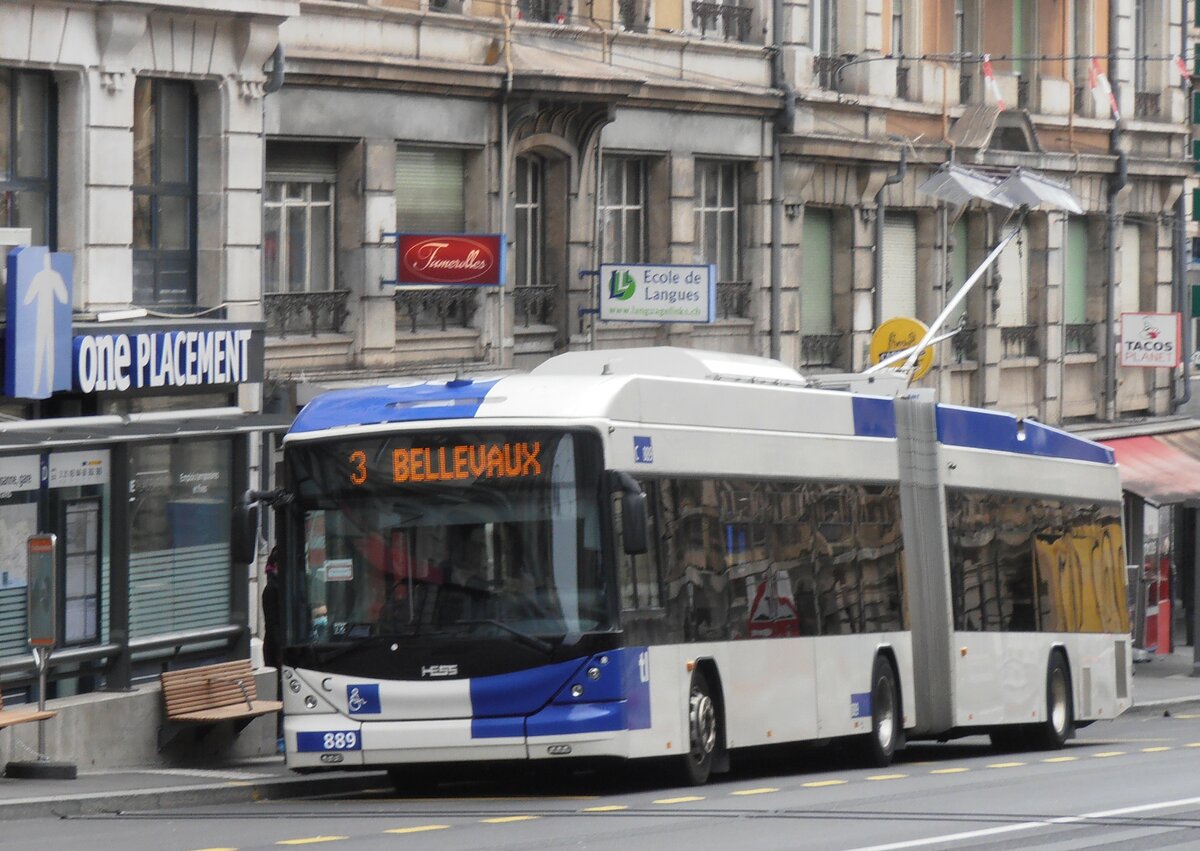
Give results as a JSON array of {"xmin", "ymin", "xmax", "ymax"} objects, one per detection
[{"xmin": 1103, "ymin": 430, "xmax": 1200, "ymax": 505}]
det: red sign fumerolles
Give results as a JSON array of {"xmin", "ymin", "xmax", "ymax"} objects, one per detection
[{"xmin": 396, "ymin": 234, "xmax": 504, "ymax": 286}]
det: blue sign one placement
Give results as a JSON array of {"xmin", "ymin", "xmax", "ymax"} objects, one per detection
[{"xmin": 6, "ymin": 246, "xmax": 73, "ymax": 400}]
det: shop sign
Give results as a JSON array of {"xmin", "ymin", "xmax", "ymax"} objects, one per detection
[
  {"xmin": 598, "ymin": 264, "xmax": 715, "ymax": 324},
  {"xmin": 869, "ymin": 317, "xmax": 934, "ymax": 380},
  {"xmin": 395, "ymin": 234, "xmax": 504, "ymax": 286},
  {"xmin": 48, "ymin": 450, "xmax": 109, "ymax": 488},
  {"xmin": 1119, "ymin": 312, "xmax": 1181, "ymax": 368},
  {"xmin": 73, "ymin": 328, "xmax": 257, "ymax": 393},
  {"xmin": 5, "ymin": 246, "xmax": 74, "ymax": 400}
]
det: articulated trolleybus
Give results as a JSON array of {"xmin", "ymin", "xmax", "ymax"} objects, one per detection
[{"xmin": 267, "ymin": 347, "xmax": 1131, "ymax": 787}]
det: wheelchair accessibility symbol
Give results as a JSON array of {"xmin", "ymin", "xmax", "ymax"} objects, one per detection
[{"xmin": 345, "ymin": 683, "xmax": 381, "ymax": 714}]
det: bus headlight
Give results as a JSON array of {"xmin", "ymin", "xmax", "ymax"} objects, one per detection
[
  {"xmin": 587, "ymin": 666, "xmax": 601, "ymax": 680},
  {"xmin": 305, "ymin": 695, "xmax": 318, "ymax": 709},
  {"xmin": 289, "ymin": 679, "xmax": 302, "ymax": 694},
  {"xmin": 571, "ymin": 684, "xmax": 584, "ymax": 698}
]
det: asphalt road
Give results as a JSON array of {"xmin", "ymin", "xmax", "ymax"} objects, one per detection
[{"xmin": 8, "ymin": 706, "xmax": 1200, "ymax": 850}]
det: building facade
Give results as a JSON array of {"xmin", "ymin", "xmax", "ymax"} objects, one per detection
[{"xmin": 0, "ymin": 1, "xmax": 295, "ymax": 702}]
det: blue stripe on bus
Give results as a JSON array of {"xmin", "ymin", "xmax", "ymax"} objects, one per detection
[
  {"xmin": 936, "ymin": 405, "xmax": 1113, "ymax": 464},
  {"xmin": 471, "ymin": 716, "xmax": 525, "ymax": 739},
  {"xmin": 469, "ymin": 657, "xmax": 588, "ymax": 717},
  {"xmin": 852, "ymin": 396, "xmax": 897, "ymax": 438},
  {"xmin": 289, "ymin": 379, "xmax": 501, "ymax": 434},
  {"xmin": 527, "ymin": 702, "xmax": 626, "ymax": 737}
]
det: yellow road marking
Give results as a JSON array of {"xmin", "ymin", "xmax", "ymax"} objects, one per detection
[
  {"xmin": 1141, "ymin": 746, "xmax": 1172, "ymax": 753},
  {"xmin": 1041, "ymin": 756, "xmax": 1077, "ymax": 763},
  {"xmin": 277, "ymin": 839, "xmax": 347, "ymax": 846},
  {"xmin": 482, "ymin": 815, "xmax": 539, "ymax": 824},
  {"xmin": 986, "ymin": 762, "xmax": 1025, "ymax": 769},
  {"xmin": 653, "ymin": 796, "xmax": 705, "ymax": 804},
  {"xmin": 583, "ymin": 805, "xmax": 629, "ymax": 812},
  {"xmin": 867, "ymin": 774, "xmax": 908, "ymax": 781},
  {"xmin": 384, "ymin": 825, "xmax": 451, "ymax": 834},
  {"xmin": 731, "ymin": 787, "xmax": 779, "ymax": 796},
  {"xmin": 1186, "ymin": 742, "xmax": 1200, "ymax": 748},
  {"xmin": 930, "ymin": 767, "xmax": 969, "ymax": 774},
  {"xmin": 192, "ymin": 848, "xmax": 238, "ymax": 851},
  {"xmin": 1172, "ymin": 714, "xmax": 1200, "ymax": 719},
  {"xmin": 1093, "ymin": 751, "xmax": 1126, "ymax": 758},
  {"xmin": 802, "ymin": 780, "xmax": 848, "ymax": 788}
]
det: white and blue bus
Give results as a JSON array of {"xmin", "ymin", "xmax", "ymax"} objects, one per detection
[{"xmin": 261, "ymin": 347, "xmax": 1131, "ymax": 788}]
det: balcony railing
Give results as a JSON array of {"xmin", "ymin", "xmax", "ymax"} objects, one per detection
[
  {"xmin": 1073, "ymin": 84, "xmax": 1088, "ymax": 115},
  {"xmin": 519, "ymin": 0, "xmax": 566, "ymax": 23},
  {"xmin": 1134, "ymin": 91, "xmax": 1161, "ymax": 119},
  {"xmin": 691, "ymin": 0, "xmax": 752, "ymax": 42},
  {"xmin": 1001, "ymin": 324, "xmax": 1039, "ymax": 359},
  {"xmin": 716, "ymin": 280, "xmax": 751, "ymax": 319},
  {"xmin": 264, "ymin": 290, "xmax": 350, "ymax": 338},
  {"xmin": 514, "ymin": 284, "xmax": 556, "ymax": 327},
  {"xmin": 1065, "ymin": 323, "xmax": 1095, "ymax": 355},
  {"xmin": 801, "ymin": 333, "xmax": 842, "ymax": 368},
  {"xmin": 815, "ymin": 54, "xmax": 851, "ymax": 90},
  {"xmin": 895, "ymin": 65, "xmax": 910, "ymax": 101},
  {"xmin": 1016, "ymin": 76, "xmax": 1030, "ymax": 110},
  {"xmin": 394, "ymin": 287, "xmax": 478, "ymax": 334},
  {"xmin": 951, "ymin": 325, "xmax": 978, "ymax": 363},
  {"xmin": 959, "ymin": 67, "xmax": 973, "ymax": 104},
  {"xmin": 618, "ymin": 0, "xmax": 645, "ymax": 30}
]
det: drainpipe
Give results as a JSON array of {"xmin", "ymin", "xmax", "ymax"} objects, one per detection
[
  {"xmin": 873, "ymin": 139, "xmax": 908, "ymax": 326},
  {"xmin": 769, "ymin": 0, "xmax": 795, "ymax": 361},
  {"xmin": 1175, "ymin": 0, "xmax": 1192, "ymax": 411},
  {"xmin": 1104, "ymin": 0, "xmax": 1127, "ymax": 422},
  {"xmin": 263, "ymin": 43, "xmax": 285, "ymax": 95},
  {"xmin": 497, "ymin": 12, "xmax": 514, "ymax": 370}
]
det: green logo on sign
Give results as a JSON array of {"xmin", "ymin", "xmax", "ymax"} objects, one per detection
[{"xmin": 608, "ymin": 270, "xmax": 636, "ymax": 300}]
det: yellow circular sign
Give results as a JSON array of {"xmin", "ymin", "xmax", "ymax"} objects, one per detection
[{"xmin": 870, "ymin": 317, "xmax": 934, "ymax": 380}]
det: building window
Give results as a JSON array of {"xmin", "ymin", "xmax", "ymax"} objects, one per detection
[
  {"xmin": 396, "ymin": 147, "xmax": 465, "ymax": 234},
  {"xmin": 695, "ymin": 160, "xmax": 740, "ymax": 283},
  {"xmin": 881, "ymin": 214, "xmax": 918, "ymax": 322},
  {"xmin": 600, "ymin": 157, "xmax": 646, "ymax": 264},
  {"xmin": 132, "ymin": 78, "xmax": 196, "ymax": 308},
  {"xmin": 264, "ymin": 173, "xmax": 335, "ymax": 295},
  {"xmin": 394, "ymin": 147, "xmax": 475, "ymax": 334},
  {"xmin": 514, "ymin": 155, "xmax": 545, "ymax": 287},
  {"xmin": 0, "ymin": 69, "xmax": 55, "ymax": 246},
  {"xmin": 813, "ymin": 0, "xmax": 840, "ymax": 87}
]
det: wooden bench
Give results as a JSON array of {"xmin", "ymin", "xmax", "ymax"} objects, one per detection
[
  {"xmin": 158, "ymin": 659, "xmax": 282, "ymax": 750},
  {"xmin": 0, "ymin": 690, "xmax": 55, "ymax": 731}
]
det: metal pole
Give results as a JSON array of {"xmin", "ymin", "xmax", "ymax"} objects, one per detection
[{"xmin": 35, "ymin": 646, "xmax": 47, "ymax": 760}]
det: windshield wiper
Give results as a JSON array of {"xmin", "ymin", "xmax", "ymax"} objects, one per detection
[{"xmin": 453, "ymin": 619, "xmax": 555, "ymax": 655}]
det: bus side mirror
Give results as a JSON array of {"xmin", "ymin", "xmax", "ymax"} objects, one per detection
[
  {"xmin": 621, "ymin": 490, "xmax": 648, "ymax": 555},
  {"xmin": 231, "ymin": 501, "xmax": 259, "ymax": 565}
]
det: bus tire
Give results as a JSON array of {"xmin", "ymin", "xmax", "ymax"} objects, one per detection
[
  {"xmin": 1029, "ymin": 650, "xmax": 1074, "ymax": 750},
  {"xmin": 675, "ymin": 669, "xmax": 718, "ymax": 786},
  {"xmin": 859, "ymin": 654, "xmax": 900, "ymax": 767}
]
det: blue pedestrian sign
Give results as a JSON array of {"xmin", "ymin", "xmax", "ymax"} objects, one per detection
[{"xmin": 6, "ymin": 246, "xmax": 73, "ymax": 400}]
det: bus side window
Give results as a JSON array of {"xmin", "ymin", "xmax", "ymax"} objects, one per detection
[{"xmin": 615, "ymin": 481, "xmax": 662, "ymax": 610}]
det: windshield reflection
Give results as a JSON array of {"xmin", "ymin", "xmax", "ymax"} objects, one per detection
[{"xmin": 287, "ymin": 430, "xmax": 609, "ymax": 645}]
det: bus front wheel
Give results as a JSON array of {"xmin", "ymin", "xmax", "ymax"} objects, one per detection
[{"xmin": 675, "ymin": 670, "xmax": 718, "ymax": 786}]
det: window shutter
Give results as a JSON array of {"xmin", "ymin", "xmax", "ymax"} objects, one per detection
[
  {"xmin": 801, "ymin": 209, "xmax": 833, "ymax": 334},
  {"xmin": 996, "ymin": 224, "xmax": 1029, "ymax": 327},
  {"xmin": 396, "ymin": 148, "xmax": 465, "ymax": 233},
  {"xmin": 947, "ymin": 218, "xmax": 969, "ymax": 325},
  {"xmin": 1064, "ymin": 218, "xmax": 1088, "ymax": 325},
  {"xmin": 881, "ymin": 215, "xmax": 918, "ymax": 322},
  {"xmin": 1121, "ymin": 223, "xmax": 1141, "ymax": 314}
]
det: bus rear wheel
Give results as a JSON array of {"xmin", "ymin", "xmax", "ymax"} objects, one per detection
[
  {"xmin": 859, "ymin": 655, "xmax": 900, "ymax": 767},
  {"xmin": 675, "ymin": 670, "xmax": 718, "ymax": 786},
  {"xmin": 1029, "ymin": 651, "xmax": 1074, "ymax": 750}
]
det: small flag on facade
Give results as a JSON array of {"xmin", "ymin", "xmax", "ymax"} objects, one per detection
[
  {"xmin": 981, "ymin": 54, "xmax": 1006, "ymax": 111},
  {"xmin": 1090, "ymin": 58, "xmax": 1120, "ymax": 120}
]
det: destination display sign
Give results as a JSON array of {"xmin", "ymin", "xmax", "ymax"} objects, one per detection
[{"xmin": 347, "ymin": 441, "xmax": 544, "ymax": 486}]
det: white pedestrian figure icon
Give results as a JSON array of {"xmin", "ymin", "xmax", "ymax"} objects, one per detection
[{"xmin": 24, "ymin": 253, "xmax": 68, "ymax": 397}]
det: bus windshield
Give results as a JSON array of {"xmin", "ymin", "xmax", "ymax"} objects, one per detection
[{"xmin": 285, "ymin": 429, "xmax": 609, "ymax": 646}]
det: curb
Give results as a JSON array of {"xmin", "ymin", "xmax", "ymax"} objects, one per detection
[{"xmin": 0, "ymin": 769, "xmax": 391, "ymax": 821}]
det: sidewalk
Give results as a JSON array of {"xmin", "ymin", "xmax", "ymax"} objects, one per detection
[{"xmin": 1, "ymin": 651, "xmax": 1198, "ymax": 821}]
